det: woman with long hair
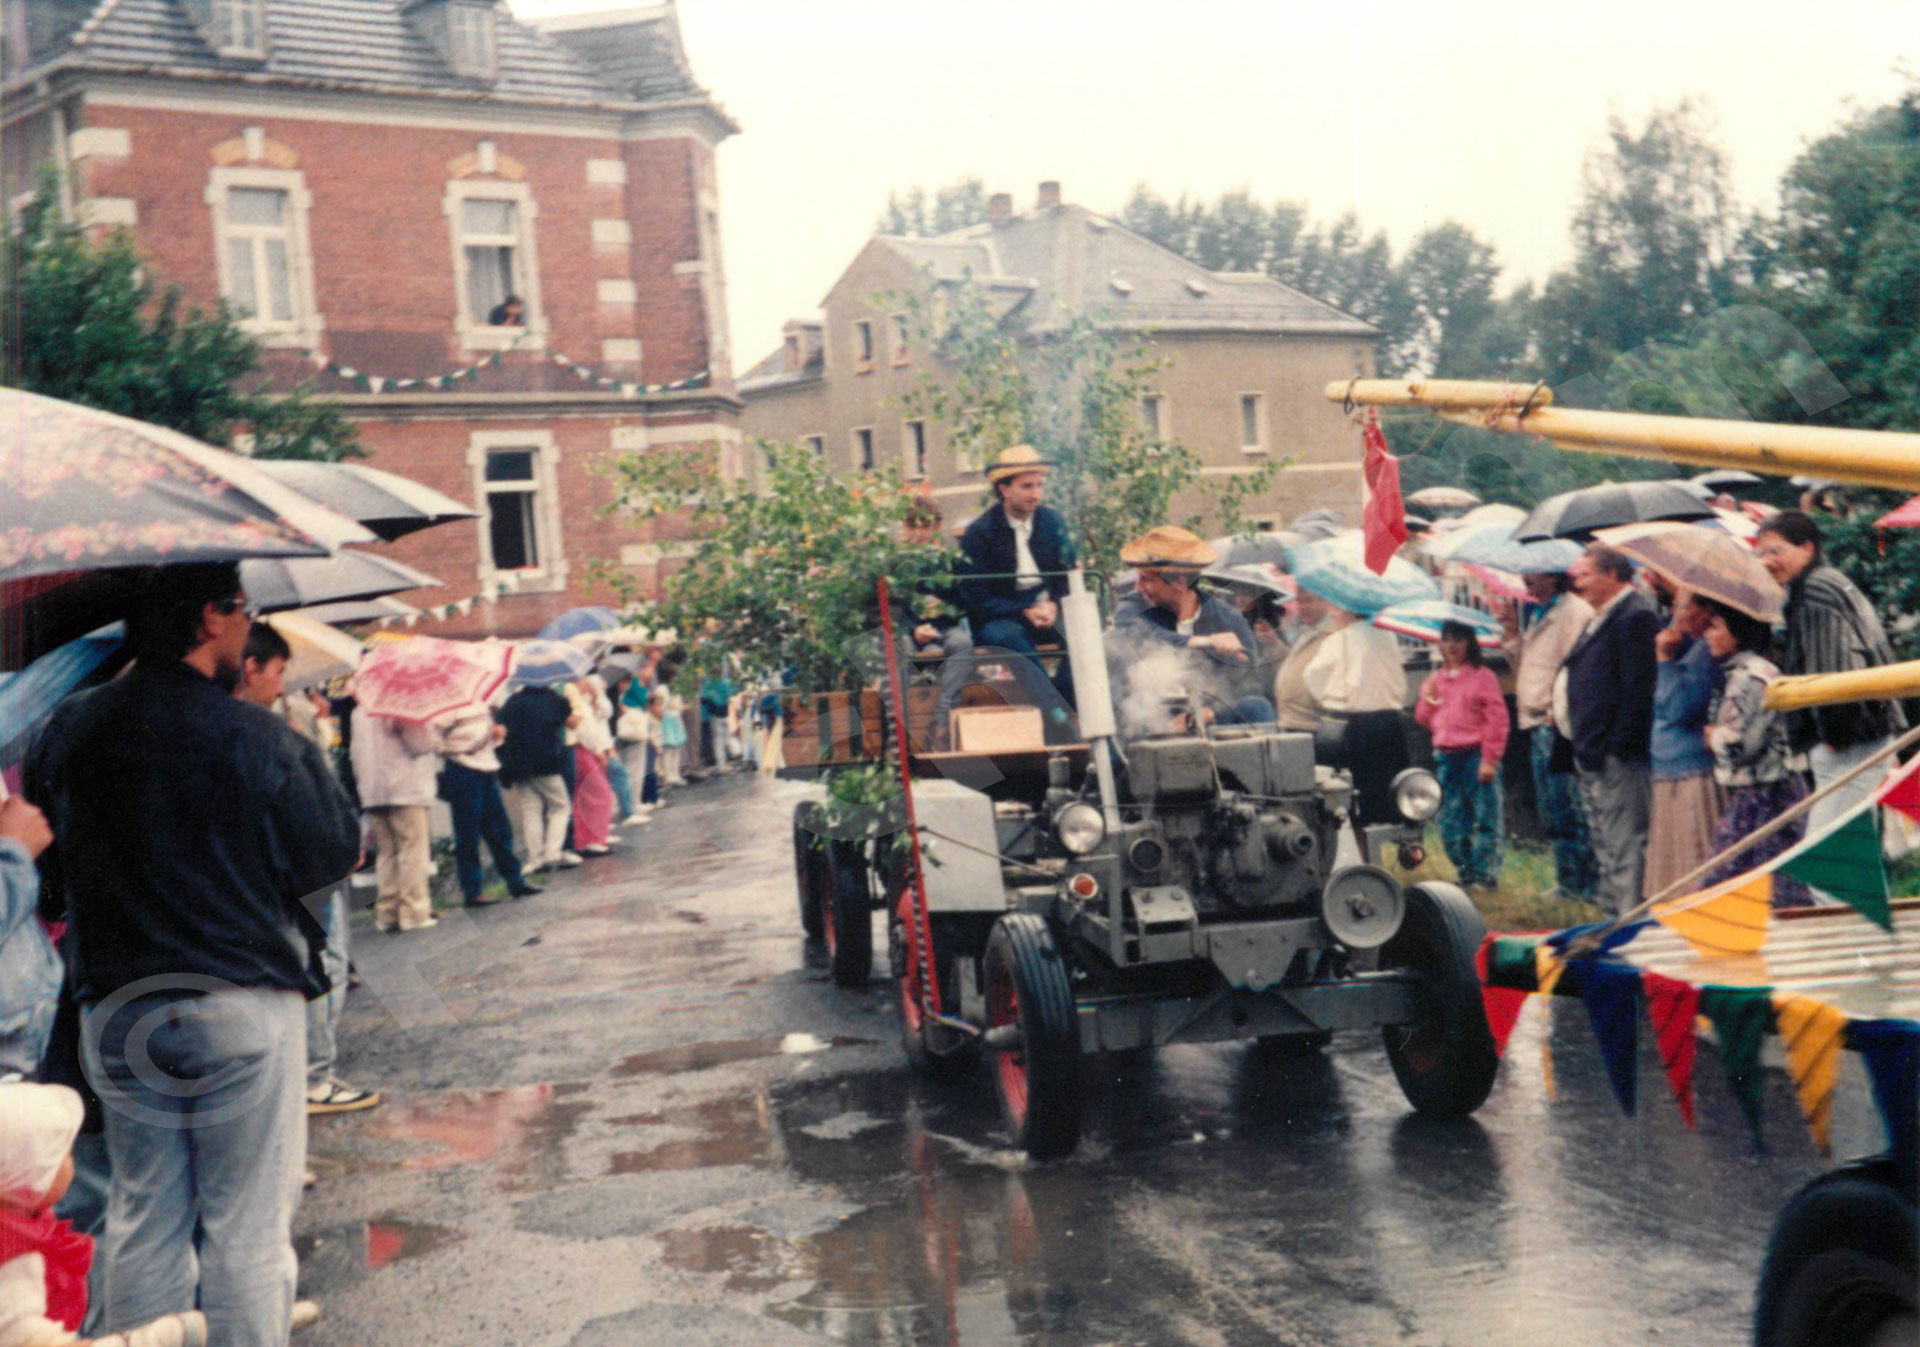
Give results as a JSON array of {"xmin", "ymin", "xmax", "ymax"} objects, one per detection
[{"xmin": 1414, "ymin": 620, "xmax": 1510, "ymax": 891}]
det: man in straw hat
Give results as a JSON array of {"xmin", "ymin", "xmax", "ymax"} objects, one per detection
[
  {"xmin": 1117, "ymin": 526, "xmax": 1274, "ymax": 726},
  {"xmin": 956, "ymin": 444, "xmax": 1077, "ymax": 708}
]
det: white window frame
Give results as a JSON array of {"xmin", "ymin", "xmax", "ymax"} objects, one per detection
[
  {"xmin": 853, "ymin": 426, "xmax": 875, "ymax": 473},
  {"xmin": 467, "ymin": 430, "xmax": 567, "ymax": 594},
  {"xmin": 902, "ymin": 418, "xmax": 928, "ymax": 480},
  {"xmin": 889, "ymin": 311, "xmax": 911, "ymax": 366},
  {"xmin": 443, "ymin": 178, "xmax": 548, "ymax": 351},
  {"xmin": 1238, "ymin": 392, "xmax": 1268, "ymax": 454},
  {"xmin": 1140, "ymin": 392, "xmax": 1168, "ymax": 442},
  {"xmin": 198, "ymin": 0, "xmax": 265, "ymax": 58},
  {"xmin": 204, "ymin": 166, "xmax": 322, "ymax": 349},
  {"xmin": 853, "ymin": 319, "xmax": 875, "ymax": 371},
  {"xmin": 444, "ymin": 2, "xmax": 498, "ymax": 80}
]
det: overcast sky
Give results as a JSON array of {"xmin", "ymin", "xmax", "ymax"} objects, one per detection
[{"xmin": 512, "ymin": 0, "xmax": 1919, "ymax": 374}]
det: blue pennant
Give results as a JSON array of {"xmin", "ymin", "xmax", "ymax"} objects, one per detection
[
  {"xmin": 1845, "ymin": 1018, "xmax": 1920, "ymax": 1173},
  {"xmin": 1580, "ymin": 959, "xmax": 1643, "ymax": 1116}
]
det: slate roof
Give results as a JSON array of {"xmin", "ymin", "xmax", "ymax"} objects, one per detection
[{"xmin": 10, "ymin": 0, "xmax": 709, "ymax": 109}]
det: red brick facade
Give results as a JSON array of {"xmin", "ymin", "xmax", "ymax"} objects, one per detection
[{"xmin": 3, "ymin": 4, "xmax": 740, "ymax": 637}]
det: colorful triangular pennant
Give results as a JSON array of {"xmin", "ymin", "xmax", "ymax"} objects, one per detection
[
  {"xmin": 1882, "ymin": 765, "xmax": 1920, "ymax": 826},
  {"xmin": 1643, "ymin": 971, "xmax": 1700, "ymax": 1129},
  {"xmin": 1699, "ymin": 985, "xmax": 1774, "ymax": 1144},
  {"xmin": 1580, "ymin": 960, "xmax": 1642, "ymax": 1116},
  {"xmin": 1474, "ymin": 937, "xmax": 1529, "ymax": 1058},
  {"xmin": 1652, "ymin": 873, "xmax": 1773, "ymax": 955},
  {"xmin": 1771, "ymin": 993, "xmax": 1846, "ymax": 1153},
  {"xmin": 1780, "ymin": 811, "xmax": 1893, "ymax": 930},
  {"xmin": 1536, "ymin": 947, "xmax": 1566, "ymax": 1101}
]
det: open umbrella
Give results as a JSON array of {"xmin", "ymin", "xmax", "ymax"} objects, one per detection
[
  {"xmin": 1425, "ymin": 522, "xmax": 1583, "ymax": 573},
  {"xmin": 265, "ymin": 611, "xmax": 366, "ymax": 692},
  {"xmin": 0, "ymin": 623, "xmax": 127, "ymax": 766},
  {"xmin": 352, "ymin": 635, "xmax": 514, "ymax": 723},
  {"xmin": 1286, "ymin": 531, "xmax": 1440, "ymax": 617},
  {"xmin": 1372, "ymin": 600, "xmax": 1504, "ymax": 647},
  {"xmin": 242, "ymin": 550, "xmax": 441, "ymax": 614},
  {"xmin": 1876, "ymin": 495, "xmax": 1920, "ymax": 530},
  {"xmin": 295, "ymin": 596, "xmax": 420, "ymax": 627},
  {"xmin": 1201, "ymin": 561, "xmax": 1295, "ymax": 600},
  {"xmin": 1690, "ymin": 468, "xmax": 1764, "ymax": 492},
  {"xmin": 1594, "ymin": 521, "xmax": 1786, "ymax": 623},
  {"xmin": 510, "ymin": 639, "xmax": 593, "ymax": 688},
  {"xmin": 1288, "ymin": 508, "xmax": 1345, "ymax": 541},
  {"xmin": 1405, "ymin": 486, "xmax": 1481, "ymax": 512},
  {"xmin": 537, "ymin": 606, "xmax": 622, "ymax": 642},
  {"xmin": 1514, "ymin": 480, "xmax": 1715, "ymax": 543},
  {"xmin": 1208, "ymin": 532, "xmax": 1302, "ymax": 568},
  {"xmin": 252, "ymin": 460, "xmax": 477, "ymax": 542}
]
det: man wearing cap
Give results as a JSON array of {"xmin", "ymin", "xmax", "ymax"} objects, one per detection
[
  {"xmin": 957, "ymin": 444, "xmax": 1077, "ymax": 705},
  {"xmin": 1117, "ymin": 526, "xmax": 1274, "ymax": 725}
]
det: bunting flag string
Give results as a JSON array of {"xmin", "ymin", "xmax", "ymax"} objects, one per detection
[
  {"xmin": 1643, "ymin": 971, "xmax": 1700, "ymax": 1129},
  {"xmin": 1771, "ymin": 993, "xmax": 1846, "ymax": 1153},
  {"xmin": 1651, "ymin": 873, "xmax": 1773, "ymax": 956},
  {"xmin": 1777, "ymin": 812, "xmax": 1892, "ymax": 931},
  {"xmin": 299, "ymin": 335, "xmax": 711, "ymax": 398},
  {"xmin": 1845, "ymin": 1018, "xmax": 1919, "ymax": 1169},
  {"xmin": 1474, "ymin": 936, "xmax": 1529, "ymax": 1058},
  {"xmin": 1535, "ymin": 946, "xmax": 1566, "ymax": 1101},
  {"xmin": 1696, "ymin": 986, "xmax": 1773, "ymax": 1144},
  {"xmin": 1581, "ymin": 960, "xmax": 1642, "ymax": 1116}
]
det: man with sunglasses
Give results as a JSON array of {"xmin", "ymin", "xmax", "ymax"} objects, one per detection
[{"xmin": 25, "ymin": 562, "xmax": 359, "ymax": 1347}]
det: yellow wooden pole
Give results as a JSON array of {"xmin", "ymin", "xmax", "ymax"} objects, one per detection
[
  {"xmin": 1325, "ymin": 379, "xmax": 1920, "ymax": 494},
  {"xmin": 1765, "ymin": 661, "xmax": 1920, "ymax": 712}
]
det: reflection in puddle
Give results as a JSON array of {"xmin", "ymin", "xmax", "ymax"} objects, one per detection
[
  {"xmin": 609, "ymin": 1091, "xmax": 776, "ymax": 1173},
  {"xmin": 613, "ymin": 1035, "xmax": 874, "ymax": 1078},
  {"xmin": 366, "ymin": 1084, "xmax": 590, "ymax": 1191},
  {"xmin": 365, "ymin": 1218, "xmax": 460, "ymax": 1269},
  {"xmin": 295, "ymin": 1217, "xmax": 462, "ymax": 1296},
  {"xmin": 657, "ymin": 1224, "xmax": 791, "ymax": 1292}
]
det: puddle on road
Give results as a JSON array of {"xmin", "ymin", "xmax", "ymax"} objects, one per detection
[
  {"xmin": 657, "ymin": 1224, "xmax": 794, "ymax": 1292},
  {"xmin": 613, "ymin": 1034, "xmax": 875, "ymax": 1078},
  {"xmin": 364, "ymin": 1083, "xmax": 591, "ymax": 1192},
  {"xmin": 296, "ymin": 1218, "xmax": 462, "ymax": 1296},
  {"xmin": 609, "ymin": 1091, "xmax": 776, "ymax": 1173},
  {"xmin": 365, "ymin": 1218, "xmax": 460, "ymax": 1269}
]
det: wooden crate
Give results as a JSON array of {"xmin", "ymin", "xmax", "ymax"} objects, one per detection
[
  {"xmin": 780, "ymin": 690, "xmax": 885, "ymax": 769},
  {"xmin": 952, "ymin": 704, "xmax": 1045, "ymax": 752}
]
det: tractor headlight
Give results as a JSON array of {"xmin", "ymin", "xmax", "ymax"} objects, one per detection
[
  {"xmin": 1055, "ymin": 802, "xmax": 1107, "ymax": 856},
  {"xmin": 1392, "ymin": 768, "xmax": 1443, "ymax": 824}
]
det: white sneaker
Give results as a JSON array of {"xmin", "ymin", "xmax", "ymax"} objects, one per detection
[
  {"xmin": 291, "ymin": 1300, "xmax": 321, "ymax": 1333},
  {"xmin": 580, "ymin": 843, "xmax": 611, "ymax": 856},
  {"xmin": 557, "ymin": 851, "xmax": 584, "ymax": 867},
  {"xmin": 621, "ymin": 811, "xmax": 652, "ymax": 825}
]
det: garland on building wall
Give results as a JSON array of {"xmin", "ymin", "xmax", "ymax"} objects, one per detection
[{"xmin": 298, "ymin": 338, "xmax": 711, "ymax": 397}]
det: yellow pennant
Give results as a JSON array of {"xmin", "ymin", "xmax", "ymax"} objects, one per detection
[
  {"xmin": 1652, "ymin": 873, "xmax": 1773, "ymax": 956},
  {"xmin": 1536, "ymin": 947, "xmax": 1566, "ymax": 1102},
  {"xmin": 1771, "ymin": 993, "xmax": 1845, "ymax": 1153}
]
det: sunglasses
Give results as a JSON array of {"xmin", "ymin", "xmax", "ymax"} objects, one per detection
[{"xmin": 210, "ymin": 594, "xmax": 250, "ymax": 615}]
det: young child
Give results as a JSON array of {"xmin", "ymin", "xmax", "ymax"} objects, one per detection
[
  {"xmin": 1414, "ymin": 620, "xmax": 1511, "ymax": 891},
  {"xmin": 0, "ymin": 1083, "xmax": 205, "ymax": 1347},
  {"xmin": 655, "ymin": 686, "xmax": 687, "ymax": 790}
]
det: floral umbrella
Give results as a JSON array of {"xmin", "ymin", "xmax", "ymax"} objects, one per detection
[
  {"xmin": 351, "ymin": 635, "xmax": 514, "ymax": 723},
  {"xmin": 1286, "ymin": 530, "xmax": 1440, "ymax": 617},
  {"xmin": 1594, "ymin": 521, "xmax": 1786, "ymax": 623}
]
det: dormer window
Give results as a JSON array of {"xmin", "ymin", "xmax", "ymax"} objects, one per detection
[
  {"xmin": 445, "ymin": 3, "xmax": 497, "ymax": 80},
  {"xmin": 187, "ymin": 0, "xmax": 266, "ymax": 58}
]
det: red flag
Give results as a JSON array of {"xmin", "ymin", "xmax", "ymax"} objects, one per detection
[
  {"xmin": 1881, "ymin": 759, "xmax": 1920, "ymax": 825},
  {"xmin": 1361, "ymin": 409, "xmax": 1407, "ymax": 575},
  {"xmin": 1473, "ymin": 935, "xmax": 1529, "ymax": 1058},
  {"xmin": 1643, "ymin": 971, "xmax": 1700, "ymax": 1129}
]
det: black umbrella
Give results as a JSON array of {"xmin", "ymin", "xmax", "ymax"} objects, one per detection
[
  {"xmin": 1690, "ymin": 468, "xmax": 1764, "ymax": 492},
  {"xmin": 253, "ymin": 460, "xmax": 478, "ymax": 542},
  {"xmin": 1514, "ymin": 481, "xmax": 1716, "ymax": 543},
  {"xmin": 241, "ymin": 551, "xmax": 442, "ymax": 614},
  {"xmin": 1208, "ymin": 531, "xmax": 1303, "ymax": 568}
]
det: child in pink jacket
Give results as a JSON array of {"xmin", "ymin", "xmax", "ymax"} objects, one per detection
[{"xmin": 1414, "ymin": 620, "xmax": 1511, "ymax": 891}]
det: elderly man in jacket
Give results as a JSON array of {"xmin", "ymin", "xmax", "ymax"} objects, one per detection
[
  {"xmin": 1556, "ymin": 544, "xmax": 1661, "ymax": 914},
  {"xmin": 26, "ymin": 562, "xmax": 359, "ymax": 1347},
  {"xmin": 350, "ymin": 701, "xmax": 441, "ymax": 934}
]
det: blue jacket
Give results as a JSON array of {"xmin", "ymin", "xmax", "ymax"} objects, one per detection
[
  {"xmin": 956, "ymin": 504, "xmax": 1076, "ymax": 627},
  {"xmin": 1562, "ymin": 588, "xmax": 1661, "ymax": 772},
  {"xmin": 1652, "ymin": 636, "xmax": 1721, "ymax": 780},
  {"xmin": 0, "ymin": 838, "xmax": 59, "ymax": 1078}
]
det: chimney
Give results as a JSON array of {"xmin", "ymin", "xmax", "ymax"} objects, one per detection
[
  {"xmin": 988, "ymin": 192, "xmax": 1013, "ymax": 224},
  {"xmin": 1037, "ymin": 180, "xmax": 1061, "ymax": 210}
]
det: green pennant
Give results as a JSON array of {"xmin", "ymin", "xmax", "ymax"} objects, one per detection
[
  {"xmin": 1487, "ymin": 936, "xmax": 1541, "ymax": 990},
  {"xmin": 1780, "ymin": 812, "xmax": 1892, "ymax": 930},
  {"xmin": 1699, "ymin": 984, "xmax": 1775, "ymax": 1144}
]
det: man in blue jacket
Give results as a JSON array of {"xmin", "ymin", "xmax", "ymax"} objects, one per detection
[
  {"xmin": 957, "ymin": 444, "xmax": 1077, "ymax": 710},
  {"xmin": 1557, "ymin": 544, "xmax": 1661, "ymax": 915}
]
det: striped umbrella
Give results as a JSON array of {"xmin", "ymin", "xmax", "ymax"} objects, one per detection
[
  {"xmin": 1373, "ymin": 599, "xmax": 1505, "ymax": 648},
  {"xmin": 510, "ymin": 638, "xmax": 593, "ymax": 688},
  {"xmin": 1286, "ymin": 531, "xmax": 1440, "ymax": 617}
]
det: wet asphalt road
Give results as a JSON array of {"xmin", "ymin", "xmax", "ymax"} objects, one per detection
[{"xmin": 298, "ymin": 770, "xmax": 1841, "ymax": 1347}]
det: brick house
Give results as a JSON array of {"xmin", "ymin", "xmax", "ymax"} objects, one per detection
[
  {"xmin": 1, "ymin": 0, "xmax": 741, "ymax": 634},
  {"xmin": 738, "ymin": 183, "xmax": 1378, "ymax": 534}
]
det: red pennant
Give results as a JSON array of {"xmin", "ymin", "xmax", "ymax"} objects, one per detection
[
  {"xmin": 1474, "ymin": 935, "xmax": 1529, "ymax": 1058},
  {"xmin": 1361, "ymin": 410, "xmax": 1408, "ymax": 575},
  {"xmin": 1644, "ymin": 971, "xmax": 1700, "ymax": 1129},
  {"xmin": 1881, "ymin": 761, "xmax": 1920, "ymax": 825}
]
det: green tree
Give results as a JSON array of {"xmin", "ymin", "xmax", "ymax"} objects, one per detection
[
  {"xmin": 598, "ymin": 443, "xmax": 949, "ymax": 694},
  {"xmin": 897, "ymin": 274, "xmax": 1277, "ymax": 581},
  {"xmin": 0, "ymin": 176, "xmax": 358, "ymax": 460},
  {"xmin": 878, "ymin": 177, "xmax": 991, "ymax": 237}
]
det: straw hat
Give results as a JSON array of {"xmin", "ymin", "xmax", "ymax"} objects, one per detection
[
  {"xmin": 984, "ymin": 443, "xmax": 1054, "ymax": 485},
  {"xmin": 1120, "ymin": 525, "xmax": 1218, "ymax": 570}
]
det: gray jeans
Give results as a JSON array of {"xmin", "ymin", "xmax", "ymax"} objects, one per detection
[
  {"xmin": 83, "ymin": 986, "xmax": 307, "ymax": 1347},
  {"xmin": 1578, "ymin": 754, "xmax": 1652, "ymax": 916},
  {"xmin": 306, "ymin": 881, "xmax": 350, "ymax": 1087}
]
